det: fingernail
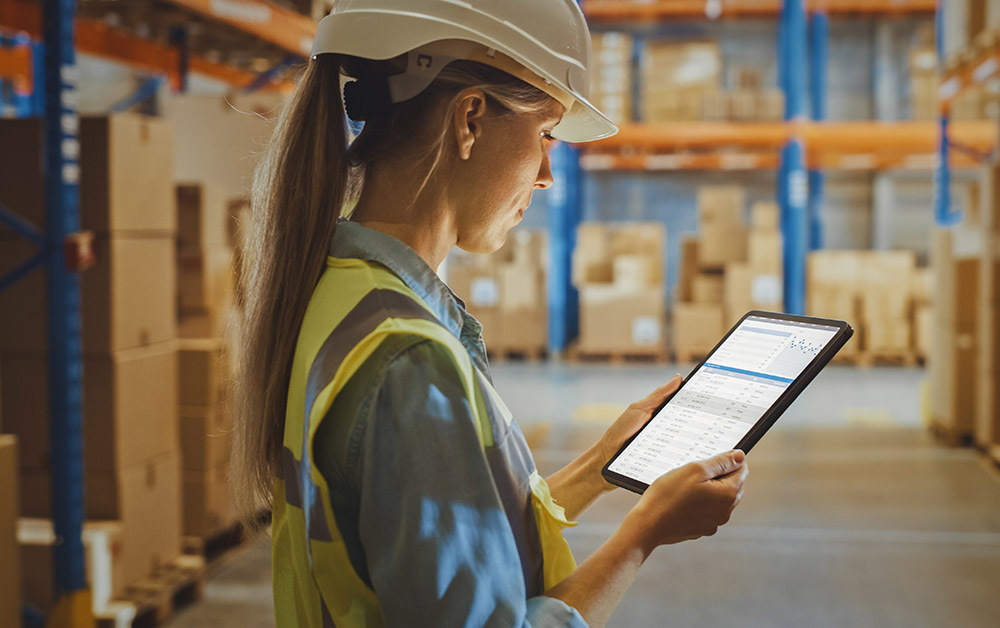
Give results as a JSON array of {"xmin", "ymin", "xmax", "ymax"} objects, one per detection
[{"xmin": 732, "ymin": 450, "xmax": 745, "ymax": 463}]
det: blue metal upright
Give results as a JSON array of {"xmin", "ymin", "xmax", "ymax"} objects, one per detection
[
  {"xmin": 548, "ymin": 141, "xmax": 581, "ymax": 354},
  {"xmin": 807, "ymin": 11, "xmax": 828, "ymax": 251},
  {"xmin": 778, "ymin": 0, "xmax": 809, "ymax": 315},
  {"xmin": 42, "ymin": 0, "xmax": 93, "ymax": 623},
  {"xmin": 933, "ymin": 0, "xmax": 960, "ymax": 226}
]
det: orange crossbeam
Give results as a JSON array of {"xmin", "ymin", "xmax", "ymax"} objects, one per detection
[
  {"xmin": 0, "ymin": 43, "xmax": 31, "ymax": 93},
  {"xmin": 592, "ymin": 121, "xmax": 997, "ymax": 155},
  {"xmin": 0, "ymin": 0, "xmax": 293, "ymax": 92},
  {"xmin": 583, "ymin": 0, "xmax": 937, "ymax": 21},
  {"xmin": 166, "ymin": 0, "xmax": 315, "ymax": 57},
  {"xmin": 941, "ymin": 45, "xmax": 1000, "ymax": 109}
]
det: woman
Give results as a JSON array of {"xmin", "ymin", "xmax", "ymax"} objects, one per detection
[{"xmin": 234, "ymin": 1, "xmax": 749, "ymax": 626}]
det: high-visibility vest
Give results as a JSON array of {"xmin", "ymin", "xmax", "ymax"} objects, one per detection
[{"xmin": 272, "ymin": 256, "xmax": 577, "ymax": 627}]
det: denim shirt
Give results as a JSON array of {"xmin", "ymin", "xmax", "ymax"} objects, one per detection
[{"xmin": 312, "ymin": 221, "xmax": 587, "ymax": 628}]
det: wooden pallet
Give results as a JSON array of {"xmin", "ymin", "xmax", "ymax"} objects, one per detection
[
  {"xmin": 488, "ymin": 347, "xmax": 546, "ymax": 363},
  {"xmin": 182, "ymin": 511, "xmax": 270, "ymax": 565},
  {"xmin": 96, "ymin": 555, "xmax": 205, "ymax": 628},
  {"xmin": 568, "ymin": 344, "xmax": 669, "ymax": 364}
]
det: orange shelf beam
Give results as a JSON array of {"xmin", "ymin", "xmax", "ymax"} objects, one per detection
[
  {"xmin": 590, "ymin": 121, "xmax": 997, "ymax": 155},
  {"xmin": 940, "ymin": 40, "xmax": 1000, "ymax": 108},
  {"xmin": 583, "ymin": 0, "xmax": 937, "ymax": 21},
  {"xmin": 166, "ymin": 0, "xmax": 315, "ymax": 57},
  {"xmin": 0, "ymin": 42, "xmax": 31, "ymax": 93},
  {"xmin": 581, "ymin": 150, "xmax": 979, "ymax": 172},
  {"xmin": 0, "ymin": 0, "xmax": 293, "ymax": 92}
]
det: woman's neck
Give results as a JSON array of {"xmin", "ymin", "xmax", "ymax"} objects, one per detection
[{"xmin": 350, "ymin": 160, "xmax": 458, "ymax": 271}]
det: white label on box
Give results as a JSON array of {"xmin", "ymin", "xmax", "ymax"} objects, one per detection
[
  {"xmin": 752, "ymin": 275, "xmax": 783, "ymax": 304},
  {"xmin": 470, "ymin": 278, "xmax": 499, "ymax": 308},
  {"xmin": 632, "ymin": 316, "xmax": 661, "ymax": 346}
]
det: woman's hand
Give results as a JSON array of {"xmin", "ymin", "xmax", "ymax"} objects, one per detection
[
  {"xmin": 623, "ymin": 450, "xmax": 749, "ymax": 552},
  {"xmin": 595, "ymin": 375, "xmax": 683, "ymax": 489}
]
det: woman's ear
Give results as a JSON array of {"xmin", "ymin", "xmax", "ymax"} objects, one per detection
[{"xmin": 452, "ymin": 89, "xmax": 488, "ymax": 161}]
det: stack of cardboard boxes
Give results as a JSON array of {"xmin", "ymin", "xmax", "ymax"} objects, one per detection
[
  {"xmin": 642, "ymin": 40, "xmax": 722, "ymax": 122},
  {"xmin": 976, "ymin": 161, "xmax": 1000, "ymax": 451},
  {"xmin": 590, "ymin": 32, "xmax": 633, "ymax": 125},
  {"xmin": 447, "ymin": 230, "xmax": 548, "ymax": 356},
  {"xmin": 0, "ymin": 114, "xmax": 182, "ymax": 606},
  {"xmin": 930, "ymin": 226, "xmax": 981, "ymax": 441},
  {"xmin": 175, "ymin": 183, "xmax": 240, "ymax": 538},
  {"xmin": 673, "ymin": 187, "xmax": 783, "ymax": 361},
  {"xmin": 640, "ymin": 40, "xmax": 783, "ymax": 123},
  {"xmin": 573, "ymin": 222, "xmax": 666, "ymax": 358},
  {"xmin": 807, "ymin": 250, "xmax": 920, "ymax": 362}
]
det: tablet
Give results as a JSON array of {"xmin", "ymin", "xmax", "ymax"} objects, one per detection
[{"xmin": 602, "ymin": 311, "xmax": 853, "ymax": 494}]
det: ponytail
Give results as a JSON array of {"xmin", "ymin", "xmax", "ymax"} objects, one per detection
[{"xmin": 233, "ymin": 55, "xmax": 349, "ymax": 518}]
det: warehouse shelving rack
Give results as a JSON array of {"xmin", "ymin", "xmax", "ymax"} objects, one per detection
[
  {"xmin": 567, "ymin": 0, "xmax": 993, "ymax": 320},
  {"xmin": 0, "ymin": 1, "xmax": 320, "ymax": 625}
]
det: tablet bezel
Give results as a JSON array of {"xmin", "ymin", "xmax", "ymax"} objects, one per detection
[{"xmin": 601, "ymin": 310, "xmax": 854, "ymax": 494}]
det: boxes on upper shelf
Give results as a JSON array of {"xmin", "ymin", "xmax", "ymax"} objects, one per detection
[
  {"xmin": 0, "ymin": 115, "xmax": 175, "ymax": 234},
  {"xmin": 591, "ymin": 32, "xmax": 634, "ymax": 124},
  {"xmin": 642, "ymin": 40, "xmax": 721, "ymax": 123}
]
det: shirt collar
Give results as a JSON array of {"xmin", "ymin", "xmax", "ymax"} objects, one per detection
[{"xmin": 329, "ymin": 220, "xmax": 468, "ymax": 340}]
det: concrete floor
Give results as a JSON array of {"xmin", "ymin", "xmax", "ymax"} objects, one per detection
[{"xmin": 167, "ymin": 364, "xmax": 1000, "ymax": 628}]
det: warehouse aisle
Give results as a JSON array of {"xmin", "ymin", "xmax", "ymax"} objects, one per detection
[{"xmin": 167, "ymin": 365, "xmax": 1000, "ymax": 628}]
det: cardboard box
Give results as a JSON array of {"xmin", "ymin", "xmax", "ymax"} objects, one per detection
[
  {"xmin": 179, "ymin": 338, "xmax": 232, "ymax": 407},
  {"xmin": 751, "ymin": 202, "xmax": 780, "ymax": 230},
  {"xmin": 177, "ymin": 183, "xmax": 232, "ymax": 249},
  {"xmin": 697, "ymin": 186, "xmax": 745, "ymax": 227},
  {"xmin": 673, "ymin": 303, "xmax": 724, "ymax": 360},
  {"xmin": 165, "ymin": 93, "xmax": 285, "ymax": 199},
  {"xmin": 723, "ymin": 263, "xmax": 753, "ymax": 325},
  {"xmin": 933, "ymin": 321, "xmax": 978, "ymax": 433},
  {"xmin": 692, "ymin": 273, "xmax": 724, "ymax": 304},
  {"xmin": 677, "ymin": 236, "xmax": 700, "ymax": 302},
  {"xmin": 19, "ymin": 519, "xmax": 126, "ymax": 613},
  {"xmin": 19, "ymin": 452, "xmax": 182, "ymax": 586},
  {"xmin": 1, "ymin": 342, "xmax": 179, "ymax": 474},
  {"xmin": 498, "ymin": 264, "xmax": 544, "ymax": 312},
  {"xmin": 748, "ymin": 230, "xmax": 782, "ymax": 274},
  {"xmin": 578, "ymin": 286, "xmax": 665, "ymax": 353},
  {"xmin": 613, "ymin": 255, "xmax": 656, "ymax": 290},
  {"xmin": 178, "ymin": 247, "xmax": 236, "ymax": 314},
  {"xmin": 183, "ymin": 462, "xmax": 237, "ymax": 538},
  {"xmin": 0, "ymin": 436, "xmax": 20, "ymax": 628},
  {"xmin": 0, "ymin": 115, "xmax": 175, "ymax": 235},
  {"xmin": 915, "ymin": 305, "xmax": 934, "ymax": 358},
  {"xmin": 864, "ymin": 318, "xmax": 912, "ymax": 353},
  {"xmin": 698, "ymin": 223, "xmax": 748, "ymax": 270},
  {"xmin": 0, "ymin": 235, "xmax": 176, "ymax": 353},
  {"xmin": 492, "ymin": 309, "xmax": 547, "ymax": 353},
  {"xmin": 180, "ymin": 405, "xmax": 233, "ymax": 472},
  {"xmin": 976, "ymin": 368, "xmax": 1000, "ymax": 447},
  {"xmin": 179, "ymin": 306, "xmax": 234, "ymax": 340},
  {"xmin": 758, "ymin": 90, "xmax": 785, "ymax": 121},
  {"xmin": 912, "ymin": 268, "xmax": 933, "ymax": 305}
]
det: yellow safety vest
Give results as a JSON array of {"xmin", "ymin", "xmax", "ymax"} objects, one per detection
[{"xmin": 272, "ymin": 255, "xmax": 577, "ymax": 627}]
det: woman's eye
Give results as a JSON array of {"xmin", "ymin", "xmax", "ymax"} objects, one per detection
[{"xmin": 542, "ymin": 131, "xmax": 555, "ymax": 142}]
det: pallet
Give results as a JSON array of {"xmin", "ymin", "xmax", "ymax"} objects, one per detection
[
  {"xmin": 182, "ymin": 510, "xmax": 270, "ymax": 565},
  {"xmin": 96, "ymin": 555, "xmax": 205, "ymax": 628},
  {"xmin": 488, "ymin": 347, "xmax": 546, "ymax": 363},
  {"xmin": 929, "ymin": 422, "xmax": 975, "ymax": 448},
  {"xmin": 568, "ymin": 344, "xmax": 669, "ymax": 364}
]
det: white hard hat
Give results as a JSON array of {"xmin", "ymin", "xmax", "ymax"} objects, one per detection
[{"xmin": 311, "ymin": 0, "xmax": 618, "ymax": 143}]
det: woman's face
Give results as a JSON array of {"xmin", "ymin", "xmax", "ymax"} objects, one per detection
[{"xmin": 453, "ymin": 104, "xmax": 562, "ymax": 254}]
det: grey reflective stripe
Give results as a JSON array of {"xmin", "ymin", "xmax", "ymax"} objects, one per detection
[
  {"xmin": 280, "ymin": 445, "xmax": 333, "ymax": 542},
  {"xmin": 298, "ymin": 289, "xmax": 440, "ymax": 546}
]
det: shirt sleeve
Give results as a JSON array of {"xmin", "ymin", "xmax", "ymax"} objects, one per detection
[{"xmin": 355, "ymin": 339, "xmax": 588, "ymax": 628}]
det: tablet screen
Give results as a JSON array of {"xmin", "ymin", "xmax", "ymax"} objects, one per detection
[{"xmin": 606, "ymin": 315, "xmax": 840, "ymax": 486}]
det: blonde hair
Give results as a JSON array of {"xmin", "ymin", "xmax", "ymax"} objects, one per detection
[{"xmin": 233, "ymin": 53, "xmax": 557, "ymax": 520}]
